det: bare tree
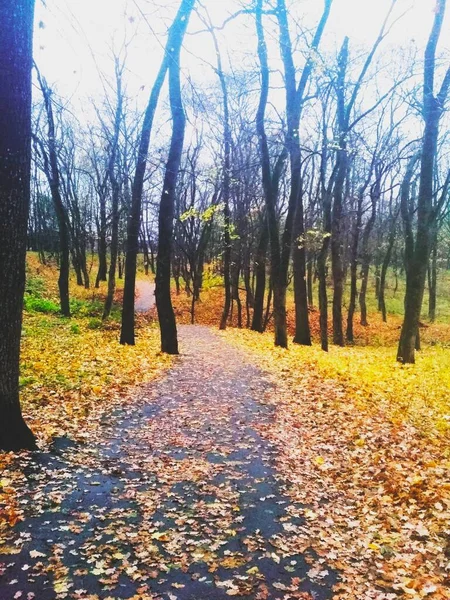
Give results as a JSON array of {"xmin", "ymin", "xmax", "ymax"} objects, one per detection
[
  {"xmin": 120, "ymin": 0, "xmax": 195, "ymax": 345},
  {"xmin": 397, "ymin": 0, "xmax": 450, "ymax": 363},
  {"xmin": 155, "ymin": 0, "xmax": 196, "ymax": 354}
]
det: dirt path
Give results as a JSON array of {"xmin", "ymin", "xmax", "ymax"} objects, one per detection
[
  {"xmin": 135, "ymin": 280, "xmax": 155, "ymax": 313},
  {"xmin": 0, "ymin": 326, "xmax": 337, "ymax": 599}
]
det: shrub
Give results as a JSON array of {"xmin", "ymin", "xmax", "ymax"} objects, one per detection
[
  {"xmin": 24, "ymin": 296, "xmax": 59, "ymax": 314},
  {"xmin": 87, "ymin": 317, "xmax": 102, "ymax": 330}
]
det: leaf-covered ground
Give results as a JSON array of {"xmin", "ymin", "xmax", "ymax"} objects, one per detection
[
  {"xmin": 2, "ymin": 257, "xmax": 450, "ymax": 598},
  {"xmin": 1, "ymin": 326, "xmax": 338, "ymax": 600},
  {"xmin": 223, "ymin": 329, "xmax": 450, "ymax": 599}
]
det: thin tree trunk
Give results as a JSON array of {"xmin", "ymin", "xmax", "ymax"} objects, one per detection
[
  {"xmin": 346, "ymin": 191, "xmax": 363, "ymax": 342},
  {"xmin": 95, "ymin": 198, "xmax": 108, "ymax": 287},
  {"xmin": 251, "ymin": 216, "xmax": 268, "ymax": 332},
  {"xmin": 379, "ymin": 218, "xmax": 397, "ymax": 322},
  {"xmin": 35, "ymin": 70, "xmax": 71, "ymax": 317},
  {"xmin": 428, "ymin": 228, "xmax": 438, "ymax": 321}
]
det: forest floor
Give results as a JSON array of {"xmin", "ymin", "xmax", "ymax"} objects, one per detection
[
  {"xmin": 1, "ymin": 323, "xmax": 450, "ymax": 600},
  {"xmin": 1, "ymin": 257, "xmax": 450, "ymax": 599},
  {"xmin": 1, "ymin": 326, "xmax": 339, "ymax": 600}
]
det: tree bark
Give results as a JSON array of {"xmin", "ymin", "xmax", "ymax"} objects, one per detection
[
  {"xmin": 35, "ymin": 71, "xmax": 71, "ymax": 317},
  {"xmin": 359, "ymin": 179, "xmax": 378, "ymax": 326},
  {"xmin": 398, "ymin": 0, "xmax": 449, "ymax": 362},
  {"xmin": 121, "ymin": 0, "xmax": 194, "ymax": 345},
  {"xmin": 251, "ymin": 217, "xmax": 269, "ymax": 332},
  {"xmin": 0, "ymin": 0, "xmax": 37, "ymax": 451},
  {"xmin": 276, "ymin": 0, "xmax": 331, "ymax": 347},
  {"xmin": 346, "ymin": 191, "xmax": 363, "ymax": 342},
  {"xmin": 155, "ymin": 0, "xmax": 195, "ymax": 354}
]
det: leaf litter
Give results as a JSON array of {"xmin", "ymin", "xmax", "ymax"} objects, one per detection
[{"xmin": 1, "ymin": 325, "xmax": 338, "ymax": 599}]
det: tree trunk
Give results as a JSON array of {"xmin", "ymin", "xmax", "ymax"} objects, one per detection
[
  {"xmin": 331, "ymin": 146, "xmax": 346, "ymax": 346},
  {"xmin": 155, "ymin": 1, "xmax": 194, "ymax": 354},
  {"xmin": 428, "ymin": 228, "xmax": 437, "ymax": 321},
  {"xmin": 359, "ymin": 188, "xmax": 377, "ymax": 326},
  {"xmin": 378, "ymin": 219, "xmax": 397, "ymax": 322},
  {"xmin": 95, "ymin": 198, "xmax": 108, "ymax": 287},
  {"xmin": 317, "ymin": 237, "xmax": 330, "ymax": 352},
  {"xmin": 307, "ymin": 253, "xmax": 314, "ymax": 307},
  {"xmin": 398, "ymin": 0, "xmax": 448, "ymax": 362},
  {"xmin": 0, "ymin": 0, "xmax": 37, "ymax": 451},
  {"xmin": 121, "ymin": 0, "xmax": 193, "ymax": 345},
  {"xmin": 251, "ymin": 218, "xmax": 268, "ymax": 332},
  {"xmin": 293, "ymin": 179, "xmax": 311, "ymax": 345},
  {"xmin": 346, "ymin": 192, "xmax": 363, "ymax": 342},
  {"xmin": 35, "ymin": 71, "xmax": 71, "ymax": 317}
]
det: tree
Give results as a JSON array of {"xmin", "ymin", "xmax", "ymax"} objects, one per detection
[
  {"xmin": 0, "ymin": 0, "xmax": 37, "ymax": 450},
  {"xmin": 155, "ymin": 0, "xmax": 196, "ymax": 354},
  {"xmin": 397, "ymin": 0, "xmax": 450, "ymax": 363},
  {"xmin": 34, "ymin": 69, "xmax": 71, "ymax": 317},
  {"xmin": 120, "ymin": 0, "xmax": 194, "ymax": 346},
  {"xmin": 276, "ymin": 0, "xmax": 332, "ymax": 346}
]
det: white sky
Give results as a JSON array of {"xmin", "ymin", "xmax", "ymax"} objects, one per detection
[{"xmin": 33, "ymin": 0, "xmax": 450, "ymax": 118}]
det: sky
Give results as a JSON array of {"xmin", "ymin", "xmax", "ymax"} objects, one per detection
[{"xmin": 33, "ymin": 0, "xmax": 450, "ymax": 119}]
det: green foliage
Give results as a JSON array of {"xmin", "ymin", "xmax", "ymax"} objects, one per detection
[
  {"xmin": 180, "ymin": 203, "xmax": 224, "ymax": 223},
  {"xmin": 202, "ymin": 270, "xmax": 223, "ymax": 290},
  {"xmin": 25, "ymin": 275, "xmax": 46, "ymax": 298},
  {"xmin": 87, "ymin": 317, "xmax": 102, "ymax": 330},
  {"xmin": 24, "ymin": 296, "xmax": 59, "ymax": 314},
  {"xmin": 70, "ymin": 323, "xmax": 81, "ymax": 334},
  {"xmin": 296, "ymin": 228, "xmax": 331, "ymax": 251}
]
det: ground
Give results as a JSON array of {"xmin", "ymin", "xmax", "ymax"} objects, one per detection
[
  {"xmin": 2, "ymin": 259, "xmax": 450, "ymax": 599},
  {"xmin": 0, "ymin": 326, "xmax": 337, "ymax": 600}
]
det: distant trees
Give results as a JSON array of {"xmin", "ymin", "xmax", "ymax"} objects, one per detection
[
  {"xmin": 0, "ymin": 0, "xmax": 37, "ymax": 450},
  {"xmin": 14, "ymin": 0, "xmax": 450, "ymax": 381}
]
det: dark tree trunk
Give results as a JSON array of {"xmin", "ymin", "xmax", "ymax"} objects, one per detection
[
  {"xmin": 346, "ymin": 192, "xmax": 363, "ymax": 342},
  {"xmin": 398, "ymin": 0, "xmax": 449, "ymax": 362},
  {"xmin": 255, "ymin": 3, "xmax": 288, "ymax": 347},
  {"xmin": 428, "ymin": 228, "xmax": 438, "ymax": 321},
  {"xmin": 103, "ymin": 75, "xmax": 122, "ymax": 320},
  {"xmin": 274, "ymin": 0, "xmax": 330, "ymax": 348},
  {"xmin": 35, "ymin": 71, "xmax": 71, "ymax": 317},
  {"xmin": 103, "ymin": 183, "xmax": 119, "ymax": 320},
  {"xmin": 95, "ymin": 195, "xmax": 108, "ymax": 287},
  {"xmin": 0, "ymin": 0, "xmax": 37, "ymax": 451},
  {"xmin": 317, "ymin": 235, "xmax": 331, "ymax": 352},
  {"xmin": 141, "ymin": 229, "xmax": 150, "ymax": 276},
  {"xmin": 251, "ymin": 217, "xmax": 268, "ymax": 332},
  {"xmin": 307, "ymin": 253, "xmax": 314, "ymax": 307},
  {"xmin": 330, "ymin": 39, "xmax": 349, "ymax": 347},
  {"xmin": 378, "ymin": 216, "xmax": 397, "ymax": 322},
  {"xmin": 209, "ymin": 29, "xmax": 232, "ymax": 331},
  {"xmin": 231, "ymin": 258, "xmax": 242, "ymax": 328},
  {"xmin": 263, "ymin": 278, "xmax": 273, "ymax": 331},
  {"xmin": 155, "ymin": 0, "xmax": 194, "ymax": 354},
  {"xmin": 121, "ymin": 0, "xmax": 194, "ymax": 345},
  {"xmin": 359, "ymin": 181, "xmax": 378, "ymax": 326},
  {"xmin": 293, "ymin": 178, "xmax": 311, "ymax": 345}
]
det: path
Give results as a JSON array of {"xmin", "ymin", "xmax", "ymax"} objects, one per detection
[
  {"xmin": 0, "ymin": 327, "xmax": 337, "ymax": 599},
  {"xmin": 135, "ymin": 280, "xmax": 155, "ymax": 313}
]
